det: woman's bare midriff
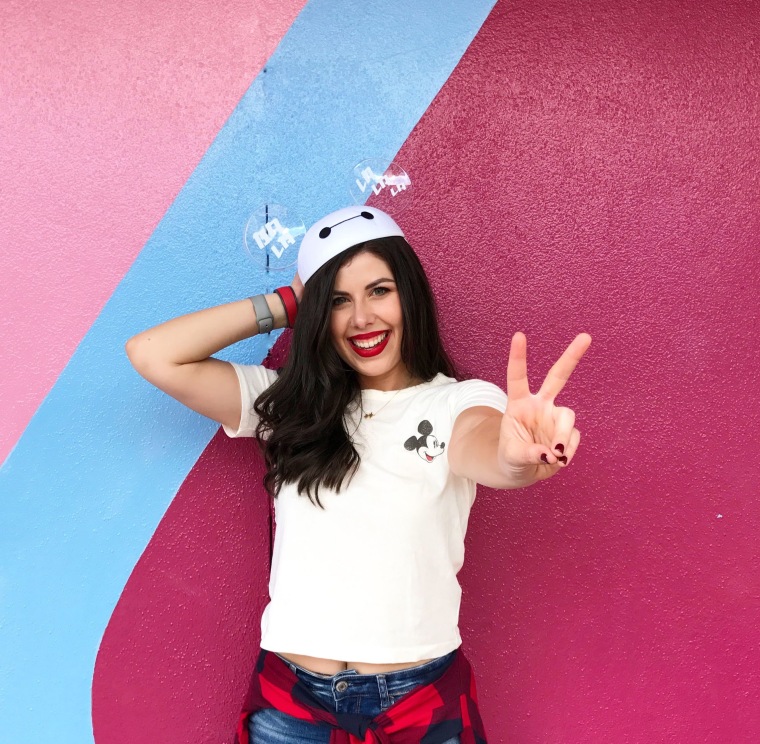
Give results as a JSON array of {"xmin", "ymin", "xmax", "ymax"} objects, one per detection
[{"xmin": 275, "ymin": 651, "xmax": 435, "ymax": 676}]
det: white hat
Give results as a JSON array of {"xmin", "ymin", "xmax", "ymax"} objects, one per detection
[{"xmin": 297, "ymin": 206, "xmax": 405, "ymax": 283}]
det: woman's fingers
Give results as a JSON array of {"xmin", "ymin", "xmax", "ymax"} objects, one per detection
[
  {"xmin": 534, "ymin": 443, "xmax": 559, "ymax": 465},
  {"xmin": 551, "ymin": 406, "xmax": 576, "ymax": 458},
  {"xmin": 506, "ymin": 332, "xmax": 531, "ymax": 401},
  {"xmin": 508, "ymin": 332, "xmax": 592, "ymax": 404},
  {"xmin": 538, "ymin": 426, "xmax": 580, "ymax": 469},
  {"xmin": 557, "ymin": 428, "xmax": 581, "ymax": 466},
  {"xmin": 536, "ymin": 333, "xmax": 592, "ymax": 401},
  {"xmin": 501, "ymin": 427, "xmax": 559, "ymax": 467},
  {"xmin": 291, "ymin": 271, "xmax": 305, "ymax": 302},
  {"xmin": 502, "ymin": 403, "xmax": 581, "ymax": 471}
]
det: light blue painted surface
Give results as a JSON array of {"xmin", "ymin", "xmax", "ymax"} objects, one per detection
[{"xmin": 0, "ymin": 0, "xmax": 497, "ymax": 740}]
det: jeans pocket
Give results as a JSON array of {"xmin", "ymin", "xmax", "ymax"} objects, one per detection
[
  {"xmin": 249, "ymin": 709, "xmax": 331, "ymax": 744},
  {"xmin": 386, "ymin": 686, "xmax": 415, "ymax": 709}
]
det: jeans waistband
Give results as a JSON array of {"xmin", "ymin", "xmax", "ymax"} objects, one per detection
[{"xmin": 274, "ymin": 649, "xmax": 458, "ymax": 694}]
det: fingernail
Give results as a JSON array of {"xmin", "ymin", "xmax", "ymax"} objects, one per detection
[
  {"xmin": 558, "ymin": 456, "xmax": 568, "ymax": 465},
  {"xmin": 554, "ymin": 443, "xmax": 565, "ymax": 453},
  {"xmin": 541, "ymin": 453, "xmax": 549, "ymax": 464}
]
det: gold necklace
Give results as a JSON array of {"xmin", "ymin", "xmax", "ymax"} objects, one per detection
[{"xmin": 362, "ymin": 376, "xmax": 415, "ymax": 419}]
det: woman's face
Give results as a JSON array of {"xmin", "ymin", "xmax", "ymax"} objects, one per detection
[{"xmin": 330, "ymin": 251, "xmax": 411, "ymax": 391}]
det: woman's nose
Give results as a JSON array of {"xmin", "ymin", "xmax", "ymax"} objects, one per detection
[{"xmin": 351, "ymin": 299, "xmax": 374, "ymax": 328}]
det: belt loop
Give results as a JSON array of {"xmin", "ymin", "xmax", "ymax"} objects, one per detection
[{"xmin": 376, "ymin": 673, "xmax": 390, "ymax": 710}]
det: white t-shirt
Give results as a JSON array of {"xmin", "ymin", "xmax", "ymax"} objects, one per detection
[{"xmin": 224, "ymin": 364, "xmax": 508, "ymax": 663}]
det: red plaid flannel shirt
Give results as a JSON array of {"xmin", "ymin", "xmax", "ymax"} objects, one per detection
[{"xmin": 236, "ymin": 647, "xmax": 488, "ymax": 743}]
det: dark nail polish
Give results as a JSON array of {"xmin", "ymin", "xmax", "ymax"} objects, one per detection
[
  {"xmin": 558, "ymin": 456, "xmax": 568, "ymax": 464},
  {"xmin": 541, "ymin": 453, "xmax": 549, "ymax": 464},
  {"xmin": 555, "ymin": 443, "xmax": 565, "ymax": 453}
]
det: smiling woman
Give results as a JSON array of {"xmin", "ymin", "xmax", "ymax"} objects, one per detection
[
  {"xmin": 330, "ymin": 253, "xmax": 414, "ymax": 388},
  {"xmin": 252, "ymin": 230, "xmax": 459, "ymax": 510},
  {"xmin": 125, "ymin": 205, "xmax": 589, "ymax": 743}
]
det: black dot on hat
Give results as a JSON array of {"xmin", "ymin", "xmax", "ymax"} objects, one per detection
[
  {"xmin": 319, "ymin": 227, "xmax": 331, "ymax": 239},
  {"xmin": 361, "ymin": 211, "xmax": 374, "ymax": 219}
]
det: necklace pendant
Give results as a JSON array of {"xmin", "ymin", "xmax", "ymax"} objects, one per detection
[{"xmin": 364, "ymin": 412, "xmax": 374, "ymax": 419}]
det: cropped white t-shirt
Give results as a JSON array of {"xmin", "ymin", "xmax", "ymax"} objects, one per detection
[{"xmin": 223, "ymin": 364, "xmax": 508, "ymax": 663}]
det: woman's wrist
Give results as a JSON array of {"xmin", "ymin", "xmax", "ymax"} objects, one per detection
[
  {"xmin": 274, "ymin": 286, "xmax": 298, "ymax": 327},
  {"xmin": 257, "ymin": 293, "xmax": 283, "ymax": 332},
  {"xmin": 250, "ymin": 277, "xmax": 301, "ymax": 335}
]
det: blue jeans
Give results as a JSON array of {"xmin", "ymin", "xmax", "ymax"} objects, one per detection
[{"xmin": 248, "ymin": 650, "xmax": 461, "ymax": 743}]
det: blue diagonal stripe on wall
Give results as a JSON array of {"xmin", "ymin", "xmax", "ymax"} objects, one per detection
[{"xmin": 0, "ymin": 0, "xmax": 497, "ymax": 740}]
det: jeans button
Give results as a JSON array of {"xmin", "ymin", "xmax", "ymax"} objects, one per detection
[{"xmin": 335, "ymin": 680, "xmax": 349, "ymax": 692}]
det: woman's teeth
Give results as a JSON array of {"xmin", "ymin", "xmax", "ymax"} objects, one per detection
[{"xmin": 350, "ymin": 331, "xmax": 389, "ymax": 349}]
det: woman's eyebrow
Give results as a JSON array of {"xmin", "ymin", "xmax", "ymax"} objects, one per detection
[{"xmin": 333, "ymin": 277, "xmax": 395, "ymax": 296}]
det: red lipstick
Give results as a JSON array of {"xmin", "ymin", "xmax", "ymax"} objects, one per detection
[
  {"xmin": 349, "ymin": 330, "xmax": 389, "ymax": 340},
  {"xmin": 348, "ymin": 330, "xmax": 391, "ymax": 358}
]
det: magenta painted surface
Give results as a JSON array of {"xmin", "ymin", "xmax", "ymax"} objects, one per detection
[
  {"xmin": 397, "ymin": 0, "xmax": 759, "ymax": 739},
  {"xmin": 0, "ymin": 0, "xmax": 306, "ymax": 466},
  {"xmin": 93, "ymin": 350, "xmax": 288, "ymax": 744},
  {"xmin": 92, "ymin": 430, "xmax": 271, "ymax": 743},
  {"xmin": 93, "ymin": 0, "xmax": 760, "ymax": 742}
]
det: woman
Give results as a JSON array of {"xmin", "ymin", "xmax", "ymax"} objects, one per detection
[{"xmin": 126, "ymin": 205, "xmax": 590, "ymax": 743}]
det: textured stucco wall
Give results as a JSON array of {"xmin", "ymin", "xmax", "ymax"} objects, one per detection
[
  {"xmin": 418, "ymin": 2, "xmax": 759, "ymax": 739},
  {"xmin": 1, "ymin": 1, "xmax": 500, "ymax": 742},
  {"xmin": 0, "ymin": 0, "xmax": 307, "ymax": 467},
  {"xmin": 2, "ymin": 1, "xmax": 759, "ymax": 743}
]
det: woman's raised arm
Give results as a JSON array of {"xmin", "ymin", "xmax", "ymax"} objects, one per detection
[{"xmin": 125, "ymin": 279, "xmax": 301, "ymax": 430}]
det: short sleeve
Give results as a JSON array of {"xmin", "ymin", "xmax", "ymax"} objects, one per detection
[
  {"xmin": 222, "ymin": 362, "xmax": 279, "ymax": 438},
  {"xmin": 448, "ymin": 378, "xmax": 508, "ymax": 422}
]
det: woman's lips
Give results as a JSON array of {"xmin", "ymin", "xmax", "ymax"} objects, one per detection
[{"xmin": 348, "ymin": 330, "xmax": 391, "ymax": 358}]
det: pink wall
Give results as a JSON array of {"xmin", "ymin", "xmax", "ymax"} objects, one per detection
[
  {"xmin": 0, "ymin": 0, "xmax": 305, "ymax": 465},
  {"xmin": 405, "ymin": 1, "xmax": 760, "ymax": 739},
  {"xmin": 8, "ymin": 0, "xmax": 759, "ymax": 741}
]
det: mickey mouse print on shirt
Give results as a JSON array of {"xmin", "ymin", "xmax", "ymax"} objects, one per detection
[{"xmin": 404, "ymin": 420, "xmax": 446, "ymax": 463}]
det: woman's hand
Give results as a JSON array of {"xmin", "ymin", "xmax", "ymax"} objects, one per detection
[
  {"xmin": 290, "ymin": 271, "xmax": 304, "ymax": 304},
  {"xmin": 497, "ymin": 332, "xmax": 592, "ymax": 484}
]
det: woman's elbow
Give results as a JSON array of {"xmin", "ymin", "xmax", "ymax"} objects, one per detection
[{"xmin": 125, "ymin": 334, "xmax": 158, "ymax": 378}]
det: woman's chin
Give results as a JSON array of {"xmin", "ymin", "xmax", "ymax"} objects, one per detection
[
  {"xmin": 356, "ymin": 362, "xmax": 410, "ymax": 390},
  {"xmin": 336, "ymin": 340, "xmax": 407, "ymax": 387}
]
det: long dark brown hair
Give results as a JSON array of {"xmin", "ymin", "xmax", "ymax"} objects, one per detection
[{"xmin": 253, "ymin": 236, "xmax": 457, "ymax": 508}]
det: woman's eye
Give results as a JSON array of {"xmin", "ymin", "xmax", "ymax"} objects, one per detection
[
  {"xmin": 372, "ymin": 287, "xmax": 389, "ymax": 296},
  {"xmin": 332, "ymin": 296, "xmax": 347, "ymax": 306}
]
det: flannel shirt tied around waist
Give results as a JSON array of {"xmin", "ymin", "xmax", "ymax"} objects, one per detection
[{"xmin": 235, "ymin": 647, "xmax": 488, "ymax": 744}]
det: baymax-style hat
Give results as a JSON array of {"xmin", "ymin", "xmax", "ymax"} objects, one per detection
[{"xmin": 297, "ymin": 206, "xmax": 405, "ymax": 284}]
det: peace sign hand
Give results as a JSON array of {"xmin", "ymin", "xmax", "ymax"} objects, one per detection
[{"xmin": 497, "ymin": 332, "xmax": 592, "ymax": 484}]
